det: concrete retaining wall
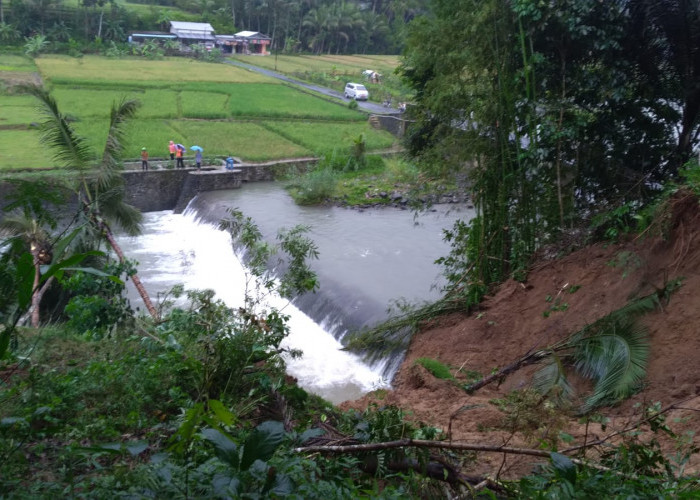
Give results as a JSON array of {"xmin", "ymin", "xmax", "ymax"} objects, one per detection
[
  {"xmin": 372, "ymin": 114, "xmax": 412, "ymax": 137},
  {"xmin": 122, "ymin": 157, "xmax": 316, "ymax": 213}
]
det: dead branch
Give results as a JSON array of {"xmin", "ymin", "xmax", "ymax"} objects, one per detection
[
  {"xmin": 563, "ymin": 395, "xmax": 700, "ymax": 455},
  {"xmin": 462, "ymin": 349, "xmax": 547, "ymax": 393},
  {"xmin": 294, "ymin": 438, "xmax": 612, "ymax": 472}
]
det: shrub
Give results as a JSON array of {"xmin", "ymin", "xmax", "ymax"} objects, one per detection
[
  {"xmin": 287, "ymin": 166, "xmax": 338, "ymax": 205},
  {"xmin": 415, "ymin": 357, "xmax": 453, "ymax": 380}
]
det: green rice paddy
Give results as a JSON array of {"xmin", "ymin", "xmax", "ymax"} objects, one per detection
[{"xmin": 0, "ymin": 55, "xmax": 399, "ymax": 170}]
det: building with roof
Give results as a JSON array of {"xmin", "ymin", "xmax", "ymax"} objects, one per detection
[
  {"xmin": 169, "ymin": 21, "xmax": 216, "ymax": 47},
  {"xmin": 128, "ymin": 23, "xmax": 271, "ymax": 55},
  {"xmin": 216, "ymin": 31, "xmax": 271, "ymax": 55}
]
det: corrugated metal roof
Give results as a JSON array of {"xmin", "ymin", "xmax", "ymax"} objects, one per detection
[{"xmin": 170, "ymin": 21, "xmax": 215, "ymax": 32}]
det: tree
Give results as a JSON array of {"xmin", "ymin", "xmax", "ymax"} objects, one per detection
[
  {"xmin": 0, "ymin": 215, "xmax": 52, "ymax": 327},
  {"xmin": 26, "ymin": 85, "xmax": 159, "ymax": 320},
  {"xmin": 24, "ymin": 33, "xmax": 49, "ymax": 56},
  {"xmin": 0, "ymin": 22, "xmax": 19, "ymax": 42},
  {"xmin": 399, "ymin": 0, "xmax": 693, "ymax": 303},
  {"xmin": 627, "ymin": 0, "xmax": 700, "ymax": 172}
]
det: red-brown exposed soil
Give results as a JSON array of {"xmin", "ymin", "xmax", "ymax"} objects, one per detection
[{"xmin": 343, "ymin": 190, "xmax": 700, "ymax": 479}]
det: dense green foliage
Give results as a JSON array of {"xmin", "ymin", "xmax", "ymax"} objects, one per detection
[
  {"xmin": 400, "ymin": 0, "xmax": 700, "ymax": 306},
  {"xmin": 0, "ymin": 0, "xmax": 424, "ymax": 55}
]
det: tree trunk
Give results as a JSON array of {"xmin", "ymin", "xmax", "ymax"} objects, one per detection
[
  {"xmin": 97, "ymin": 7, "xmax": 104, "ymax": 40},
  {"xmin": 676, "ymin": 87, "xmax": 700, "ymax": 174},
  {"xmin": 31, "ymin": 261, "xmax": 41, "ymax": 328},
  {"xmin": 102, "ymin": 222, "xmax": 159, "ymax": 320},
  {"xmin": 30, "ymin": 276, "xmax": 55, "ymax": 328}
]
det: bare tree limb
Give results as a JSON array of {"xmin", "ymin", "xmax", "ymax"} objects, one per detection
[
  {"xmin": 294, "ymin": 438, "xmax": 613, "ymax": 472},
  {"xmin": 563, "ymin": 395, "xmax": 700, "ymax": 454}
]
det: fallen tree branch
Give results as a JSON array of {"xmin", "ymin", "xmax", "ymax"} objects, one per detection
[
  {"xmin": 462, "ymin": 349, "xmax": 547, "ymax": 393},
  {"xmin": 294, "ymin": 438, "xmax": 612, "ymax": 472},
  {"xmin": 563, "ymin": 395, "xmax": 700, "ymax": 455}
]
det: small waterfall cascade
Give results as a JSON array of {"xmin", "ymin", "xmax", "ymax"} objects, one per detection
[
  {"xmin": 118, "ymin": 184, "xmax": 474, "ymax": 404},
  {"xmin": 118, "ymin": 209, "xmax": 390, "ymax": 404}
]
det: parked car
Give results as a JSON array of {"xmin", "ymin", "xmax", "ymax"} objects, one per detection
[{"xmin": 344, "ymin": 82, "xmax": 369, "ymax": 101}]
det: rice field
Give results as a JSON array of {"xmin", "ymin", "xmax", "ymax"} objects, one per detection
[
  {"xmin": 262, "ymin": 121, "xmax": 396, "ymax": 154},
  {"xmin": 234, "ymin": 54, "xmax": 399, "ymax": 78},
  {"xmin": 35, "ymin": 56, "xmax": 276, "ymax": 84},
  {"xmin": 1, "ymin": 55, "xmax": 400, "ymax": 170}
]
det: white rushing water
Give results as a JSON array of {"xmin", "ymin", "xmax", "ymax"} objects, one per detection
[{"xmin": 117, "ymin": 209, "xmax": 389, "ymax": 404}]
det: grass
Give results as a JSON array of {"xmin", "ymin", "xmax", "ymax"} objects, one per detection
[
  {"xmin": 262, "ymin": 120, "xmax": 396, "ymax": 153},
  {"xmin": 0, "ymin": 54, "xmax": 400, "ymax": 168},
  {"xmin": 181, "ymin": 91, "xmax": 229, "ymax": 119},
  {"xmin": 234, "ymin": 54, "xmax": 399, "ymax": 77},
  {"xmin": 229, "ymin": 84, "xmax": 364, "ymax": 120},
  {"xmin": 0, "ymin": 96, "xmax": 43, "ymax": 126},
  {"xmin": 169, "ymin": 120, "xmax": 312, "ymax": 161},
  {"xmin": 0, "ymin": 130, "xmax": 51, "ymax": 168},
  {"xmin": 236, "ymin": 53, "xmax": 410, "ymax": 103},
  {"xmin": 36, "ymin": 55, "xmax": 277, "ymax": 84},
  {"xmin": 0, "ymin": 54, "xmax": 38, "ymax": 72}
]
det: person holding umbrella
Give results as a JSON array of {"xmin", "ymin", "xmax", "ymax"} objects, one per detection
[
  {"xmin": 191, "ymin": 145, "xmax": 203, "ymax": 170},
  {"xmin": 175, "ymin": 143, "xmax": 185, "ymax": 168}
]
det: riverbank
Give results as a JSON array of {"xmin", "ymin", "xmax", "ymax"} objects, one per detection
[{"xmin": 342, "ymin": 189, "xmax": 700, "ymax": 478}]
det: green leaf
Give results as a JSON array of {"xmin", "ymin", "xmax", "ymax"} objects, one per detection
[
  {"xmin": 16, "ymin": 252, "xmax": 34, "ymax": 310},
  {"xmin": 201, "ymin": 428, "xmax": 240, "ymax": 468},
  {"xmin": 40, "ymin": 250, "xmax": 104, "ymax": 284},
  {"xmin": 212, "ymin": 474, "xmax": 240, "ymax": 497},
  {"xmin": 550, "ymin": 452, "xmax": 576, "ymax": 485},
  {"xmin": 0, "ymin": 327, "xmax": 11, "ymax": 360},
  {"xmin": 126, "ymin": 441, "xmax": 148, "ymax": 456},
  {"xmin": 240, "ymin": 421, "xmax": 285, "ymax": 471},
  {"xmin": 299, "ymin": 427, "xmax": 324, "ymax": 444},
  {"xmin": 208, "ymin": 399, "xmax": 236, "ymax": 426}
]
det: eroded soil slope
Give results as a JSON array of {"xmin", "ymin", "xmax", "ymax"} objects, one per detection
[{"xmin": 344, "ymin": 190, "xmax": 700, "ymax": 478}]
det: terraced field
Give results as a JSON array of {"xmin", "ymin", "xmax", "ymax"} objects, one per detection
[{"xmin": 0, "ymin": 54, "xmax": 398, "ymax": 169}]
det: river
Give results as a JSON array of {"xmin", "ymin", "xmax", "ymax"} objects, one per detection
[{"xmin": 116, "ymin": 182, "xmax": 474, "ymax": 404}]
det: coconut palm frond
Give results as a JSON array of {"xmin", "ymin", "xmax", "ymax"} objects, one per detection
[
  {"xmin": 94, "ymin": 184, "xmax": 142, "ymax": 236},
  {"xmin": 0, "ymin": 213, "xmax": 49, "ymax": 246},
  {"xmin": 609, "ymin": 293, "xmax": 661, "ymax": 321},
  {"xmin": 24, "ymin": 85, "xmax": 93, "ymax": 172},
  {"xmin": 532, "ymin": 352, "xmax": 575, "ymax": 406},
  {"xmin": 573, "ymin": 321, "xmax": 649, "ymax": 413},
  {"xmin": 96, "ymin": 98, "xmax": 141, "ymax": 192}
]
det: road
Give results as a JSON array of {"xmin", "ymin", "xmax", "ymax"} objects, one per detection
[{"xmin": 225, "ymin": 58, "xmax": 402, "ymax": 115}]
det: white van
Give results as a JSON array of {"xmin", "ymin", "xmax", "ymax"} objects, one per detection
[{"xmin": 344, "ymin": 82, "xmax": 369, "ymax": 101}]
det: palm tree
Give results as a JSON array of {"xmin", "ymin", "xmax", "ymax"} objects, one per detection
[
  {"xmin": 0, "ymin": 215, "xmax": 52, "ymax": 327},
  {"xmin": 26, "ymin": 85, "xmax": 159, "ymax": 320}
]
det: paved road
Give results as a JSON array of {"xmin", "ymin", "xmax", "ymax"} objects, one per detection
[{"xmin": 225, "ymin": 58, "xmax": 402, "ymax": 115}]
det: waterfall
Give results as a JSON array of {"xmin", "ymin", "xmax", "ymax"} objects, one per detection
[
  {"xmin": 118, "ymin": 184, "xmax": 474, "ymax": 404},
  {"xmin": 118, "ymin": 209, "xmax": 390, "ymax": 404}
]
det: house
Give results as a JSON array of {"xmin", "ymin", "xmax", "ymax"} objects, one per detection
[
  {"xmin": 169, "ymin": 21, "xmax": 217, "ymax": 48},
  {"xmin": 216, "ymin": 31, "xmax": 271, "ymax": 55},
  {"xmin": 128, "ymin": 23, "xmax": 271, "ymax": 55},
  {"xmin": 128, "ymin": 32, "xmax": 177, "ymax": 44}
]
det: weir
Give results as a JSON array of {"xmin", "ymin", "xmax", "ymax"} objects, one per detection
[{"xmin": 120, "ymin": 158, "xmax": 315, "ymax": 213}]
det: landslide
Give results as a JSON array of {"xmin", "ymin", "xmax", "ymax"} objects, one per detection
[{"xmin": 343, "ymin": 189, "xmax": 700, "ymax": 478}]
